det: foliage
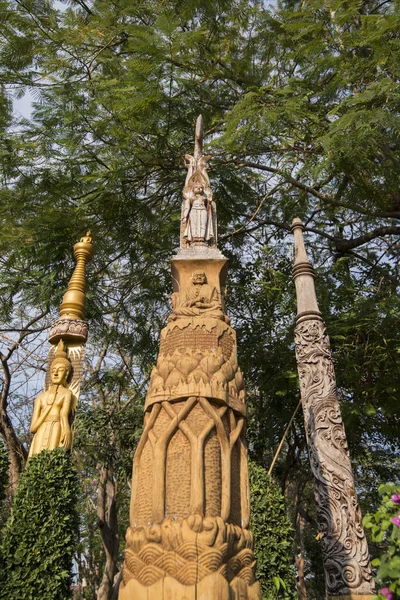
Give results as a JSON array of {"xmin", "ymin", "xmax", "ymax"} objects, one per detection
[
  {"xmin": 0, "ymin": 441, "xmax": 8, "ymax": 526},
  {"xmin": 249, "ymin": 460, "xmax": 297, "ymax": 599},
  {"xmin": 364, "ymin": 483, "xmax": 400, "ymax": 600},
  {"xmin": 0, "ymin": 448, "xmax": 79, "ymax": 600},
  {"xmin": 0, "ymin": 441, "xmax": 8, "ymax": 504},
  {"xmin": 0, "ymin": 0, "xmax": 399, "ymax": 596}
]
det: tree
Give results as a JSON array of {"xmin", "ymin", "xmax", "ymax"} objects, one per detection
[
  {"xmin": 0, "ymin": 441, "xmax": 8, "ymax": 528},
  {"xmin": 0, "ymin": 0, "xmax": 399, "ymax": 597}
]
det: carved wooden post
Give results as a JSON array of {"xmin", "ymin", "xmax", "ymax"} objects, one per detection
[
  {"xmin": 28, "ymin": 232, "xmax": 94, "ymax": 457},
  {"xmin": 291, "ymin": 219, "xmax": 374, "ymax": 600},
  {"xmin": 119, "ymin": 118, "xmax": 261, "ymax": 600}
]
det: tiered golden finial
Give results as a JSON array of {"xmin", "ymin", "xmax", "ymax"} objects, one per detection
[
  {"xmin": 59, "ymin": 231, "xmax": 94, "ymax": 321},
  {"xmin": 49, "ymin": 232, "xmax": 94, "ymax": 344}
]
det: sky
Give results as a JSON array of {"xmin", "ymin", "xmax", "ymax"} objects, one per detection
[{"xmin": 12, "ymin": 1, "xmax": 67, "ymax": 120}]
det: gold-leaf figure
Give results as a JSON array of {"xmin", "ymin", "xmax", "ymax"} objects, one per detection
[{"xmin": 28, "ymin": 340, "xmax": 76, "ymax": 458}]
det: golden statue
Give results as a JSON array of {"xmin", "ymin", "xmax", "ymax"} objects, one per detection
[{"xmin": 28, "ymin": 341, "xmax": 76, "ymax": 458}]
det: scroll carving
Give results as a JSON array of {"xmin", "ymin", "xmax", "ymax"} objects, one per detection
[{"xmin": 294, "ymin": 318, "xmax": 374, "ymax": 596}]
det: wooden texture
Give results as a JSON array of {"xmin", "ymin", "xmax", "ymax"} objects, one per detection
[
  {"xmin": 292, "ymin": 220, "xmax": 374, "ymax": 597},
  {"xmin": 120, "ymin": 123, "xmax": 259, "ymax": 599}
]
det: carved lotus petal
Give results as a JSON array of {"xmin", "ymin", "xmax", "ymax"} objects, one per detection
[
  {"xmin": 187, "ymin": 368, "xmax": 208, "ymax": 384},
  {"xmin": 210, "ymin": 371, "xmax": 227, "ymax": 389},
  {"xmin": 197, "ymin": 517, "xmax": 218, "ymax": 546},
  {"xmin": 229, "ymin": 382, "xmax": 238, "ymax": 397},
  {"xmin": 221, "ymin": 361, "xmax": 235, "ymax": 382},
  {"xmin": 200, "ymin": 354, "xmax": 223, "ymax": 376},
  {"xmin": 176, "ymin": 355, "xmax": 199, "ymax": 377},
  {"xmin": 165, "ymin": 368, "xmax": 184, "ymax": 388},
  {"xmin": 235, "ymin": 368, "xmax": 244, "ymax": 390},
  {"xmin": 186, "ymin": 513, "xmax": 203, "ymax": 533},
  {"xmin": 150, "ymin": 375, "xmax": 165, "ymax": 391},
  {"xmin": 157, "ymin": 360, "xmax": 175, "ymax": 380}
]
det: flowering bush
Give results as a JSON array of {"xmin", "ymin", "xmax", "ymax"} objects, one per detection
[{"xmin": 363, "ymin": 484, "xmax": 400, "ymax": 600}]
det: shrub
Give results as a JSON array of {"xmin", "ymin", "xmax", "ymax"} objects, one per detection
[
  {"xmin": 363, "ymin": 483, "xmax": 400, "ymax": 600},
  {"xmin": 249, "ymin": 459, "xmax": 297, "ymax": 599},
  {"xmin": 0, "ymin": 448, "xmax": 79, "ymax": 600},
  {"xmin": 0, "ymin": 441, "xmax": 8, "ymax": 507}
]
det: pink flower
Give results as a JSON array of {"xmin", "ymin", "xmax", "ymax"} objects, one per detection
[
  {"xmin": 380, "ymin": 588, "xmax": 393, "ymax": 600},
  {"xmin": 391, "ymin": 515, "xmax": 400, "ymax": 527},
  {"xmin": 391, "ymin": 491, "xmax": 400, "ymax": 504}
]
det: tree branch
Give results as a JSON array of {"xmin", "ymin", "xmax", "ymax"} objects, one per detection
[
  {"xmin": 335, "ymin": 226, "xmax": 400, "ymax": 253},
  {"xmin": 231, "ymin": 159, "xmax": 400, "ymax": 220}
]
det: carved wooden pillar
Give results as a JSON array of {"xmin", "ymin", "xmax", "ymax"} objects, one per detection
[
  {"xmin": 291, "ymin": 219, "xmax": 374, "ymax": 600},
  {"xmin": 119, "ymin": 119, "xmax": 261, "ymax": 600}
]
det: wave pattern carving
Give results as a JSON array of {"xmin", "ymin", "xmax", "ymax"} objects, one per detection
[
  {"xmin": 123, "ymin": 517, "xmax": 256, "ymax": 588},
  {"xmin": 295, "ymin": 318, "xmax": 374, "ymax": 597}
]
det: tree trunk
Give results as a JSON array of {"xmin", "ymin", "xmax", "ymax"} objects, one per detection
[
  {"xmin": 96, "ymin": 463, "xmax": 119, "ymax": 600},
  {"xmin": 296, "ymin": 513, "xmax": 307, "ymax": 600},
  {"xmin": 0, "ymin": 410, "xmax": 27, "ymax": 494},
  {"xmin": 0, "ymin": 311, "xmax": 48, "ymax": 495}
]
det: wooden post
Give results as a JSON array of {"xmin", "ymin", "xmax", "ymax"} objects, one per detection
[
  {"xmin": 119, "ymin": 121, "xmax": 260, "ymax": 600},
  {"xmin": 291, "ymin": 219, "xmax": 374, "ymax": 599}
]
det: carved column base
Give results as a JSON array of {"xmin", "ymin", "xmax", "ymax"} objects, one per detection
[
  {"xmin": 120, "ymin": 516, "xmax": 260, "ymax": 599},
  {"xmin": 119, "ymin": 572, "xmax": 261, "ymax": 600}
]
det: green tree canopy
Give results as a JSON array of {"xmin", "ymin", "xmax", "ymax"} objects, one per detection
[{"xmin": 0, "ymin": 1, "xmax": 399, "ymax": 598}]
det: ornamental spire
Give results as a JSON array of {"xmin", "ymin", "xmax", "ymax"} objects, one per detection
[
  {"xmin": 119, "ymin": 122, "xmax": 260, "ymax": 599},
  {"xmin": 181, "ymin": 115, "xmax": 217, "ymax": 249},
  {"xmin": 194, "ymin": 113, "xmax": 204, "ymax": 158},
  {"xmin": 291, "ymin": 218, "xmax": 320, "ymax": 321},
  {"xmin": 59, "ymin": 231, "xmax": 94, "ymax": 321},
  {"xmin": 29, "ymin": 233, "xmax": 94, "ymax": 458}
]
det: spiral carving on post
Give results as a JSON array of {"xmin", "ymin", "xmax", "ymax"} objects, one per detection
[
  {"xmin": 292, "ymin": 219, "xmax": 374, "ymax": 599},
  {"xmin": 119, "ymin": 118, "xmax": 261, "ymax": 600}
]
